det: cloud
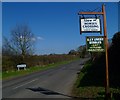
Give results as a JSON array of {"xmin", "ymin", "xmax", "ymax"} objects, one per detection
[
  {"xmin": 31, "ymin": 37, "xmax": 36, "ymax": 41},
  {"xmin": 37, "ymin": 36, "xmax": 44, "ymax": 40},
  {"xmin": 31, "ymin": 36, "xmax": 44, "ymax": 41}
]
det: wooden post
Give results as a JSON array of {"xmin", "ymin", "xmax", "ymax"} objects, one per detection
[
  {"xmin": 102, "ymin": 5, "xmax": 110, "ymax": 99},
  {"xmin": 78, "ymin": 4, "xmax": 110, "ymax": 99}
]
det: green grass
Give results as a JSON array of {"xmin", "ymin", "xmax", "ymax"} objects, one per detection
[
  {"xmin": 72, "ymin": 59, "xmax": 120, "ymax": 99},
  {"xmin": 0, "ymin": 72, "xmax": 2, "ymax": 80},
  {"xmin": 2, "ymin": 58, "xmax": 79, "ymax": 80}
]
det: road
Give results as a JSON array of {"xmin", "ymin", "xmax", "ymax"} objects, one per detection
[{"xmin": 2, "ymin": 58, "xmax": 89, "ymax": 99}]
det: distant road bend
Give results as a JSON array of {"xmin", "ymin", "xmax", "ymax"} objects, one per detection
[{"xmin": 2, "ymin": 58, "xmax": 89, "ymax": 99}]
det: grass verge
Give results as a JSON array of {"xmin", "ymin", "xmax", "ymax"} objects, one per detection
[
  {"xmin": 2, "ymin": 58, "xmax": 79, "ymax": 80},
  {"xmin": 72, "ymin": 59, "xmax": 120, "ymax": 99}
]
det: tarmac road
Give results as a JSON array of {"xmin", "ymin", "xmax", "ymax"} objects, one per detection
[{"xmin": 2, "ymin": 58, "xmax": 89, "ymax": 99}]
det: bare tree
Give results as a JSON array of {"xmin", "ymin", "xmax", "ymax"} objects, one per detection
[
  {"xmin": 2, "ymin": 37, "xmax": 16, "ymax": 56},
  {"xmin": 3, "ymin": 24, "xmax": 34, "ymax": 61}
]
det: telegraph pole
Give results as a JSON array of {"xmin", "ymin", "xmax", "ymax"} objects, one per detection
[{"xmin": 78, "ymin": 4, "xmax": 110, "ymax": 99}]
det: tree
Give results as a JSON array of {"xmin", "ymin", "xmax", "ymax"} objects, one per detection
[
  {"xmin": 3, "ymin": 24, "xmax": 34, "ymax": 62},
  {"xmin": 2, "ymin": 37, "xmax": 14, "ymax": 56},
  {"xmin": 112, "ymin": 32, "xmax": 120, "ymax": 52},
  {"xmin": 76, "ymin": 45, "xmax": 87, "ymax": 58},
  {"xmin": 108, "ymin": 32, "xmax": 120, "ymax": 88},
  {"xmin": 109, "ymin": 32, "xmax": 120, "ymax": 61},
  {"xmin": 68, "ymin": 49, "xmax": 77, "ymax": 55}
]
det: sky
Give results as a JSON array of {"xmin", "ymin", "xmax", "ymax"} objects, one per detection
[
  {"xmin": 2, "ymin": 0, "xmax": 120, "ymax": 2},
  {"xmin": 2, "ymin": 2, "xmax": 119, "ymax": 55},
  {"xmin": 0, "ymin": 1, "xmax": 2, "ymax": 51},
  {"xmin": 118, "ymin": 2, "xmax": 120, "ymax": 31}
]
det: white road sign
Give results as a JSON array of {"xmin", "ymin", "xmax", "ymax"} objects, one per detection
[{"xmin": 80, "ymin": 18, "xmax": 101, "ymax": 33}]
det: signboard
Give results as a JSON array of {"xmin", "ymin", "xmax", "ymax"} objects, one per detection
[
  {"xmin": 80, "ymin": 17, "xmax": 101, "ymax": 34},
  {"xmin": 86, "ymin": 36, "xmax": 105, "ymax": 52}
]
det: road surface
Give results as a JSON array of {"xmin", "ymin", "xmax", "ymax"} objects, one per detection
[{"xmin": 2, "ymin": 58, "xmax": 89, "ymax": 99}]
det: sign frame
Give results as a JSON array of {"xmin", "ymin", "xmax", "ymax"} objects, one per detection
[
  {"xmin": 86, "ymin": 36, "xmax": 105, "ymax": 52},
  {"xmin": 80, "ymin": 17, "xmax": 102, "ymax": 34}
]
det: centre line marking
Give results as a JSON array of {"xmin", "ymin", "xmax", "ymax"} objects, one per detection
[{"xmin": 13, "ymin": 79, "xmax": 38, "ymax": 89}]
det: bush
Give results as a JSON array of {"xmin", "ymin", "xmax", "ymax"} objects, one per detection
[{"xmin": 2, "ymin": 54, "xmax": 79, "ymax": 71}]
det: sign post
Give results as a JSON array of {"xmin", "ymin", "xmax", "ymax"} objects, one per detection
[
  {"xmin": 78, "ymin": 4, "xmax": 110, "ymax": 99},
  {"xmin": 102, "ymin": 5, "xmax": 110, "ymax": 99}
]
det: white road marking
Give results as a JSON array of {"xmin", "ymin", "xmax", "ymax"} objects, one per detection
[{"xmin": 13, "ymin": 79, "xmax": 38, "ymax": 89}]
